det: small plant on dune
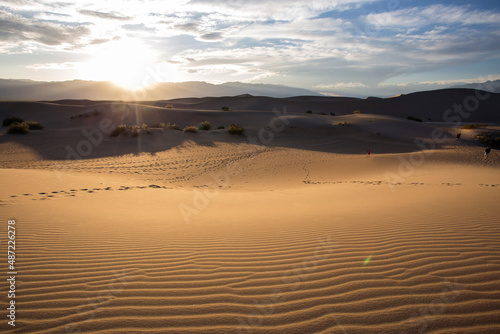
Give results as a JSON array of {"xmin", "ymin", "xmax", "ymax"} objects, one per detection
[
  {"xmin": 110, "ymin": 125, "xmax": 128, "ymax": 137},
  {"xmin": 165, "ymin": 104, "xmax": 173, "ymax": 109},
  {"xmin": 130, "ymin": 125, "xmax": 140, "ymax": 137},
  {"xmin": 3, "ymin": 116, "xmax": 24, "ymax": 127},
  {"xmin": 336, "ymin": 122, "xmax": 351, "ymax": 126},
  {"xmin": 198, "ymin": 121, "xmax": 211, "ymax": 131},
  {"xmin": 25, "ymin": 121, "xmax": 44, "ymax": 130},
  {"xmin": 475, "ymin": 133, "xmax": 492, "ymax": 144},
  {"xmin": 217, "ymin": 125, "xmax": 225, "ymax": 130},
  {"xmin": 306, "ymin": 110, "xmax": 312, "ymax": 114},
  {"xmin": 227, "ymin": 124, "xmax": 244, "ymax": 135},
  {"xmin": 184, "ymin": 126, "xmax": 198, "ymax": 133},
  {"xmin": 221, "ymin": 106, "xmax": 230, "ymax": 111},
  {"xmin": 407, "ymin": 116, "xmax": 422, "ymax": 122},
  {"xmin": 141, "ymin": 123, "xmax": 149, "ymax": 131},
  {"xmin": 7, "ymin": 122, "xmax": 29, "ymax": 134},
  {"xmin": 353, "ymin": 110, "xmax": 361, "ymax": 114},
  {"xmin": 463, "ymin": 123, "xmax": 486, "ymax": 129},
  {"xmin": 166, "ymin": 122, "xmax": 181, "ymax": 130},
  {"xmin": 330, "ymin": 112, "xmax": 336, "ymax": 116}
]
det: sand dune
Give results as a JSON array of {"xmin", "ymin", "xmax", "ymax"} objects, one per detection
[{"xmin": 1, "ymin": 98, "xmax": 500, "ymax": 333}]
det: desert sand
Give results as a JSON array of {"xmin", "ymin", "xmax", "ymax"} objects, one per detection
[{"xmin": 1, "ymin": 96, "xmax": 500, "ymax": 333}]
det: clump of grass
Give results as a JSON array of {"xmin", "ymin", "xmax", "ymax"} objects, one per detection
[
  {"xmin": 306, "ymin": 110, "xmax": 312, "ymax": 114},
  {"xmin": 25, "ymin": 121, "xmax": 44, "ymax": 130},
  {"xmin": 353, "ymin": 110, "xmax": 361, "ymax": 114},
  {"xmin": 221, "ymin": 106, "xmax": 231, "ymax": 111},
  {"xmin": 166, "ymin": 122, "xmax": 181, "ymax": 130},
  {"xmin": 198, "ymin": 121, "xmax": 211, "ymax": 131},
  {"xmin": 407, "ymin": 116, "xmax": 422, "ymax": 122},
  {"xmin": 475, "ymin": 133, "xmax": 492, "ymax": 144},
  {"xmin": 227, "ymin": 124, "xmax": 244, "ymax": 135},
  {"xmin": 330, "ymin": 112, "xmax": 336, "ymax": 116},
  {"xmin": 70, "ymin": 110, "xmax": 101, "ymax": 120},
  {"xmin": 463, "ymin": 123, "xmax": 486, "ymax": 129},
  {"xmin": 336, "ymin": 122, "xmax": 351, "ymax": 126},
  {"xmin": 7, "ymin": 122, "xmax": 29, "ymax": 134},
  {"xmin": 3, "ymin": 116, "xmax": 24, "ymax": 126},
  {"xmin": 110, "ymin": 125, "xmax": 128, "ymax": 137},
  {"xmin": 130, "ymin": 125, "xmax": 140, "ymax": 137},
  {"xmin": 217, "ymin": 125, "xmax": 225, "ymax": 130},
  {"xmin": 165, "ymin": 104, "xmax": 173, "ymax": 109},
  {"xmin": 183, "ymin": 126, "xmax": 198, "ymax": 133}
]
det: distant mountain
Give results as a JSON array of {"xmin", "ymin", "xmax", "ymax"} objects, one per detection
[
  {"xmin": 0, "ymin": 79, "xmax": 322, "ymax": 100},
  {"xmin": 450, "ymin": 80, "xmax": 500, "ymax": 93}
]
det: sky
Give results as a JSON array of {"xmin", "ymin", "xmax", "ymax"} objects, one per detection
[{"xmin": 0, "ymin": 0, "xmax": 499, "ymax": 97}]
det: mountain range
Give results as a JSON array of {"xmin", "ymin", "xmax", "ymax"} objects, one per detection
[{"xmin": 0, "ymin": 79, "xmax": 321, "ymax": 100}]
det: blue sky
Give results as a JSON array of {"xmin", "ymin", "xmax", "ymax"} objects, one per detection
[{"xmin": 0, "ymin": 0, "xmax": 499, "ymax": 96}]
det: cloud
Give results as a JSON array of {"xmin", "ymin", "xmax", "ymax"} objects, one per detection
[
  {"xmin": 0, "ymin": 9, "xmax": 90, "ymax": 47},
  {"xmin": 174, "ymin": 22, "xmax": 200, "ymax": 32},
  {"xmin": 366, "ymin": 5, "xmax": 500, "ymax": 28},
  {"xmin": 197, "ymin": 32, "xmax": 224, "ymax": 42},
  {"xmin": 25, "ymin": 62, "xmax": 83, "ymax": 70},
  {"xmin": 315, "ymin": 82, "xmax": 368, "ymax": 90},
  {"xmin": 79, "ymin": 9, "xmax": 132, "ymax": 21}
]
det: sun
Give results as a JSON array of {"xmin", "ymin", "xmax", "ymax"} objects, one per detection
[{"xmin": 84, "ymin": 38, "xmax": 158, "ymax": 90}]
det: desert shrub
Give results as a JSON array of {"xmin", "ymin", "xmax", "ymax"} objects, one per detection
[
  {"xmin": 130, "ymin": 125, "xmax": 140, "ymax": 137},
  {"xmin": 183, "ymin": 126, "xmax": 198, "ymax": 133},
  {"xmin": 221, "ymin": 106, "xmax": 230, "ymax": 111},
  {"xmin": 475, "ymin": 133, "xmax": 492, "ymax": 144},
  {"xmin": 463, "ymin": 124, "xmax": 486, "ymax": 129},
  {"xmin": 3, "ymin": 116, "xmax": 24, "ymax": 126},
  {"xmin": 330, "ymin": 112, "xmax": 336, "ymax": 116},
  {"xmin": 110, "ymin": 125, "xmax": 128, "ymax": 137},
  {"xmin": 492, "ymin": 137, "xmax": 500, "ymax": 148},
  {"xmin": 217, "ymin": 125, "xmax": 225, "ymax": 130},
  {"xmin": 407, "ymin": 116, "xmax": 422, "ymax": 122},
  {"xmin": 166, "ymin": 122, "xmax": 181, "ymax": 130},
  {"xmin": 336, "ymin": 122, "xmax": 351, "ymax": 126},
  {"xmin": 25, "ymin": 121, "xmax": 44, "ymax": 130},
  {"xmin": 227, "ymin": 124, "xmax": 244, "ymax": 135},
  {"xmin": 353, "ymin": 110, "xmax": 361, "ymax": 114},
  {"xmin": 198, "ymin": 121, "xmax": 211, "ymax": 131},
  {"xmin": 141, "ymin": 123, "xmax": 148, "ymax": 131},
  {"xmin": 7, "ymin": 122, "xmax": 29, "ymax": 134},
  {"xmin": 165, "ymin": 104, "xmax": 173, "ymax": 109},
  {"xmin": 306, "ymin": 110, "xmax": 312, "ymax": 114}
]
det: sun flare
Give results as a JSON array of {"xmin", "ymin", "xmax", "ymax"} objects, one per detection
[{"xmin": 84, "ymin": 39, "xmax": 157, "ymax": 90}]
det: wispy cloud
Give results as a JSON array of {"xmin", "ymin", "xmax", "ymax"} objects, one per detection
[
  {"xmin": 79, "ymin": 9, "xmax": 133, "ymax": 21},
  {"xmin": 366, "ymin": 4, "xmax": 500, "ymax": 28},
  {"xmin": 0, "ymin": 9, "xmax": 90, "ymax": 47},
  {"xmin": 25, "ymin": 62, "xmax": 83, "ymax": 70}
]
